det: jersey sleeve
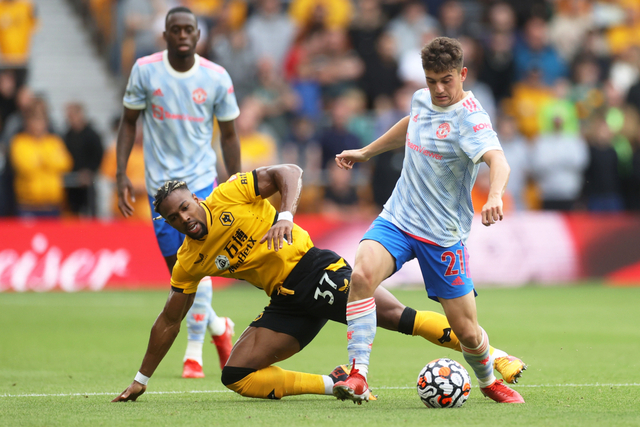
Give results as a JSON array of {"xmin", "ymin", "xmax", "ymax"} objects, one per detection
[
  {"xmin": 459, "ymin": 110, "xmax": 502, "ymax": 164},
  {"xmin": 213, "ymin": 69, "xmax": 240, "ymax": 122},
  {"xmin": 208, "ymin": 170, "xmax": 260, "ymax": 206},
  {"xmin": 123, "ymin": 61, "xmax": 147, "ymax": 110},
  {"xmin": 170, "ymin": 259, "xmax": 201, "ymax": 294}
]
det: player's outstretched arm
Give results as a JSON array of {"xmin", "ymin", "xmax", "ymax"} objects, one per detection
[
  {"xmin": 115, "ymin": 107, "xmax": 142, "ymax": 218},
  {"xmin": 335, "ymin": 115, "xmax": 410, "ymax": 170},
  {"xmin": 256, "ymin": 164, "xmax": 302, "ymax": 251},
  {"xmin": 481, "ymin": 149, "xmax": 510, "ymax": 227},
  {"xmin": 218, "ymin": 119, "xmax": 241, "ymax": 179},
  {"xmin": 112, "ymin": 289, "xmax": 195, "ymax": 402}
]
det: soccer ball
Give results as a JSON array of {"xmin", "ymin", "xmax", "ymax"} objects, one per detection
[{"xmin": 417, "ymin": 358, "xmax": 471, "ymax": 408}]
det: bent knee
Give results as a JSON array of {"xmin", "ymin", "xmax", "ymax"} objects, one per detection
[
  {"xmin": 221, "ymin": 366, "xmax": 256, "ymax": 394},
  {"xmin": 350, "ymin": 268, "xmax": 380, "ymax": 294}
]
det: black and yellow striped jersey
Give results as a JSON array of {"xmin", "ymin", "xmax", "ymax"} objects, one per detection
[{"xmin": 170, "ymin": 170, "xmax": 314, "ymax": 296}]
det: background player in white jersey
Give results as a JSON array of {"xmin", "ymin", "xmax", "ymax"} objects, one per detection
[
  {"xmin": 333, "ymin": 37, "xmax": 526, "ymax": 404},
  {"xmin": 115, "ymin": 7, "xmax": 239, "ymax": 379}
]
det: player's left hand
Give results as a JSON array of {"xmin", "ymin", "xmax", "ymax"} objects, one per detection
[
  {"xmin": 481, "ymin": 196, "xmax": 504, "ymax": 227},
  {"xmin": 260, "ymin": 220, "xmax": 293, "ymax": 251},
  {"xmin": 111, "ymin": 381, "xmax": 146, "ymax": 402}
]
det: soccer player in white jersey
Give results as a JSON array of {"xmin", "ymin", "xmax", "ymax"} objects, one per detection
[
  {"xmin": 115, "ymin": 7, "xmax": 238, "ymax": 379},
  {"xmin": 333, "ymin": 37, "xmax": 526, "ymax": 404}
]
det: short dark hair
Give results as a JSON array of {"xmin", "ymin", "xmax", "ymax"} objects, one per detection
[
  {"xmin": 153, "ymin": 180, "xmax": 189, "ymax": 215},
  {"xmin": 421, "ymin": 37, "xmax": 464, "ymax": 73},
  {"xmin": 165, "ymin": 6, "xmax": 196, "ymax": 27}
]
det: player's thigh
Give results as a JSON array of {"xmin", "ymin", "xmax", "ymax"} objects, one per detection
[
  {"xmin": 352, "ymin": 218, "xmax": 413, "ymax": 294},
  {"xmin": 226, "ymin": 326, "xmax": 301, "ymax": 371}
]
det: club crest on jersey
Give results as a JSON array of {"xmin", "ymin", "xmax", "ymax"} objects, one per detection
[
  {"xmin": 192, "ymin": 88, "xmax": 207, "ymax": 104},
  {"xmin": 436, "ymin": 122, "xmax": 451, "ymax": 139},
  {"xmin": 215, "ymin": 255, "xmax": 231, "ymax": 270},
  {"xmin": 219, "ymin": 212, "xmax": 234, "ymax": 226}
]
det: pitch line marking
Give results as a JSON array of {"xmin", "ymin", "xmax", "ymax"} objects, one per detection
[{"xmin": 2, "ymin": 383, "xmax": 640, "ymax": 398}]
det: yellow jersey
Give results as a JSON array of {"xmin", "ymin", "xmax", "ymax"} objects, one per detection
[{"xmin": 171, "ymin": 170, "xmax": 314, "ymax": 295}]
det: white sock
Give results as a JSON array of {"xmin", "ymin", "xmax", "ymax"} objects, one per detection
[
  {"xmin": 354, "ymin": 363, "xmax": 368, "ymax": 380},
  {"xmin": 184, "ymin": 340, "xmax": 203, "ymax": 365},
  {"xmin": 322, "ymin": 375, "xmax": 334, "ymax": 395},
  {"xmin": 491, "ymin": 347, "xmax": 508, "ymax": 359},
  {"xmin": 208, "ymin": 315, "xmax": 226, "ymax": 337}
]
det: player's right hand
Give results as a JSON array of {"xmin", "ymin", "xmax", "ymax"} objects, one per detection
[
  {"xmin": 112, "ymin": 381, "xmax": 146, "ymax": 402},
  {"xmin": 335, "ymin": 149, "xmax": 369, "ymax": 170},
  {"xmin": 116, "ymin": 173, "xmax": 136, "ymax": 218}
]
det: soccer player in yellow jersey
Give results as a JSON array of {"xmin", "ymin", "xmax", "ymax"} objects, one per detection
[{"xmin": 113, "ymin": 164, "xmax": 526, "ymax": 402}]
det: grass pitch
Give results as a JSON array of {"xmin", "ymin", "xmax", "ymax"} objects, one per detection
[{"xmin": 1, "ymin": 283, "xmax": 640, "ymax": 426}]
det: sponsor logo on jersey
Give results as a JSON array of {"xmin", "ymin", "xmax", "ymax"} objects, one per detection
[
  {"xmin": 472, "ymin": 122, "xmax": 492, "ymax": 132},
  {"xmin": 215, "ymin": 255, "xmax": 231, "ymax": 270},
  {"xmin": 153, "ymin": 88, "xmax": 164, "ymax": 97},
  {"xmin": 407, "ymin": 140, "xmax": 443, "ymax": 160},
  {"xmin": 151, "ymin": 103, "xmax": 204, "ymax": 122},
  {"xmin": 192, "ymin": 88, "xmax": 207, "ymax": 104},
  {"xmin": 219, "ymin": 212, "xmax": 234, "ymax": 226},
  {"xmin": 436, "ymin": 122, "xmax": 451, "ymax": 139}
]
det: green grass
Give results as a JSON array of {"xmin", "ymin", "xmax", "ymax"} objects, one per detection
[{"xmin": 1, "ymin": 284, "xmax": 640, "ymax": 426}]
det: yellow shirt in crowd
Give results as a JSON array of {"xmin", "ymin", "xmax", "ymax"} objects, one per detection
[
  {"xmin": 10, "ymin": 132, "xmax": 72, "ymax": 207},
  {"xmin": 170, "ymin": 170, "xmax": 314, "ymax": 296},
  {"xmin": 0, "ymin": 0, "xmax": 37, "ymax": 64}
]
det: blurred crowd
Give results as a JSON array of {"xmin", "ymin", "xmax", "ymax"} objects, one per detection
[{"xmin": 1, "ymin": 0, "xmax": 640, "ymax": 220}]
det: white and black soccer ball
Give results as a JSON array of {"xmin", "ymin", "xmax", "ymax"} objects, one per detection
[{"xmin": 417, "ymin": 358, "xmax": 471, "ymax": 408}]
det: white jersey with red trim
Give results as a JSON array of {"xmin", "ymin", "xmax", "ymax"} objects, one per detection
[
  {"xmin": 379, "ymin": 89, "xmax": 502, "ymax": 247},
  {"xmin": 123, "ymin": 50, "xmax": 240, "ymax": 194}
]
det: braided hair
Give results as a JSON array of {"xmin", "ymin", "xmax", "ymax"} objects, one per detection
[{"xmin": 153, "ymin": 180, "xmax": 189, "ymax": 215}]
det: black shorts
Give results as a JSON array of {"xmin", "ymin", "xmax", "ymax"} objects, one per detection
[{"xmin": 250, "ymin": 247, "xmax": 351, "ymax": 349}]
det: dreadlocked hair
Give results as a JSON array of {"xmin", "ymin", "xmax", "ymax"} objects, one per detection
[
  {"xmin": 421, "ymin": 37, "xmax": 464, "ymax": 74},
  {"xmin": 153, "ymin": 180, "xmax": 189, "ymax": 215}
]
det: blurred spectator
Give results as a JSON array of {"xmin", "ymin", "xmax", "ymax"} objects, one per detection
[
  {"xmin": 281, "ymin": 115, "xmax": 319, "ymax": 178},
  {"xmin": 608, "ymin": 45, "xmax": 640, "ymax": 97},
  {"xmin": 582, "ymin": 110, "xmax": 624, "ymax": 212},
  {"xmin": 438, "ymin": 0, "xmax": 468, "ymax": 39},
  {"xmin": 548, "ymin": 0, "xmax": 594, "ymax": 62},
  {"xmin": 343, "ymin": 88, "xmax": 374, "ymax": 147},
  {"xmin": 210, "ymin": 29, "xmax": 259, "ymax": 104},
  {"xmin": 63, "ymin": 103, "xmax": 104, "ymax": 217},
  {"xmin": 538, "ymin": 79, "xmax": 580, "ymax": 135},
  {"xmin": 369, "ymin": 85, "xmax": 412, "ymax": 208},
  {"xmin": 0, "ymin": 0, "xmax": 38, "ymax": 88},
  {"xmin": 283, "ymin": 26, "xmax": 326, "ymax": 120},
  {"xmin": 398, "ymin": 30, "xmax": 437, "ymax": 87},
  {"xmin": 316, "ymin": 28, "xmax": 364, "ymax": 99},
  {"xmin": 627, "ymin": 127, "xmax": 640, "ymax": 210},
  {"xmin": 9, "ymin": 108, "xmax": 72, "ymax": 217},
  {"xmin": 101, "ymin": 118, "xmax": 150, "ymax": 220},
  {"xmin": 289, "ymin": 0, "xmax": 352, "ymax": 30},
  {"xmin": 478, "ymin": 31, "xmax": 516, "ymax": 104},
  {"xmin": 530, "ymin": 115, "xmax": 589, "ymax": 211},
  {"xmin": 514, "ymin": 15, "xmax": 568, "ymax": 86},
  {"xmin": 321, "ymin": 161, "xmax": 361, "ymax": 217},
  {"xmin": 121, "ymin": 0, "xmax": 165, "ymax": 63},
  {"xmin": 316, "ymin": 95, "xmax": 361, "ymax": 171},
  {"xmin": 485, "ymin": 1, "xmax": 517, "ymax": 35},
  {"xmin": 495, "ymin": 113, "xmax": 529, "ymax": 210},
  {"xmin": 505, "ymin": 67, "xmax": 553, "ymax": 139},
  {"xmin": 348, "ymin": 0, "xmax": 387, "ymax": 65},
  {"xmin": 236, "ymin": 96, "xmax": 278, "ymax": 171},
  {"xmin": 387, "ymin": 1, "xmax": 439, "ymax": 61},
  {"xmin": 570, "ymin": 55, "xmax": 605, "ymax": 121},
  {"xmin": 245, "ymin": 0, "xmax": 296, "ymax": 72},
  {"xmin": 605, "ymin": 0, "xmax": 640, "ymax": 57},
  {"xmin": 0, "ymin": 86, "xmax": 37, "ymax": 146},
  {"xmin": 251, "ymin": 57, "xmax": 299, "ymax": 142},
  {"xmin": 0, "ymin": 69, "xmax": 17, "ymax": 127},
  {"xmin": 359, "ymin": 31, "xmax": 403, "ymax": 108}
]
